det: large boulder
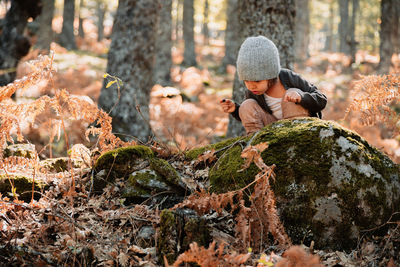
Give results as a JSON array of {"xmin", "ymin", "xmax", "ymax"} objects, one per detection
[{"xmin": 186, "ymin": 118, "xmax": 400, "ymax": 250}]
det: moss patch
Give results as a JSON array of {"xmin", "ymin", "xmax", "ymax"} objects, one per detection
[
  {"xmin": 0, "ymin": 174, "xmax": 47, "ymax": 202},
  {"xmin": 93, "ymin": 145, "xmax": 154, "ymax": 191},
  {"xmin": 3, "ymin": 144, "xmax": 36, "ymax": 159},
  {"xmin": 185, "ymin": 136, "xmax": 243, "ymax": 160}
]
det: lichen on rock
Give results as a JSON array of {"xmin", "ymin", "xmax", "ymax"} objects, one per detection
[
  {"xmin": 204, "ymin": 118, "xmax": 400, "ymax": 250},
  {"xmin": 3, "ymin": 144, "xmax": 36, "ymax": 159},
  {"xmin": 0, "ymin": 174, "xmax": 47, "ymax": 202}
]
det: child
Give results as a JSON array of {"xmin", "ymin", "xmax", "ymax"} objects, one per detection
[{"xmin": 220, "ymin": 36, "xmax": 327, "ymax": 134}]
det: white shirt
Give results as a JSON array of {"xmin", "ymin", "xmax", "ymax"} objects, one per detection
[{"xmin": 264, "ymin": 94, "xmax": 283, "ymax": 119}]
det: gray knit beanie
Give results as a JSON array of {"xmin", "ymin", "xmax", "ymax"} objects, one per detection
[{"xmin": 236, "ymin": 36, "xmax": 280, "ymax": 81}]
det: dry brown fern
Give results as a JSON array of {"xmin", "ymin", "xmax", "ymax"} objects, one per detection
[
  {"xmin": 275, "ymin": 245, "xmax": 323, "ymax": 267},
  {"xmin": 345, "ymin": 73, "xmax": 400, "ymax": 134},
  {"xmin": 167, "ymin": 241, "xmax": 251, "ymax": 267},
  {"xmin": 173, "ymin": 142, "xmax": 291, "ymax": 253}
]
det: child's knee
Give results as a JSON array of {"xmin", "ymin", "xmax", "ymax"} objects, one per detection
[{"xmin": 239, "ymin": 99, "xmax": 259, "ymax": 116}]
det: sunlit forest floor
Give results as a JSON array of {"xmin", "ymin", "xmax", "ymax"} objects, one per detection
[
  {"xmin": 1, "ymin": 30, "xmax": 399, "ymax": 265},
  {"xmin": 16, "ymin": 35, "xmax": 400, "ymax": 163}
]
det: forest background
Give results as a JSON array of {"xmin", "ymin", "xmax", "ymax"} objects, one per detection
[{"xmin": 0, "ymin": 0, "xmax": 399, "ymax": 266}]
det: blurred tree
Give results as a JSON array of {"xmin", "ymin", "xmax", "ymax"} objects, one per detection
[
  {"xmin": 173, "ymin": 0, "xmax": 183, "ymax": 42},
  {"xmin": 323, "ymin": 0, "xmax": 335, "ymax": 51},
  {"xmin": 378, "ymin": 0, "xmax": 397, "ymax": 73},
  {"xmin": 96, "ymin": 1, "xmax": 106, "ymax": 41},
  {"xmin": 294, "ymin": 0, "xmax": 310, "ymax": 66},
  {"xmin": 78, "ymin": 0, "xmax": 84, "ymax": 38},
  {"xmin": 35, "ymin": 0, "xmax": 55, "ymax": 52},
  {"xmin": 393, "ymin": 1, "xmax": 399, "ymax": 54},
  {"xmin": 0, "ymin": 0, "xmax": 42, "ymax": 86},
  {"xmin": 98, "ymin": 0, "xmax": 159, "ymax": 142},
  {"xmin": 202, "ymin": 0, "xmax": 209, "ymax": 45},
  {"xmin": 349, "ymin": 0, "xmax": 359, "ymax": 64},
  {"xmin": 154, "ymin": 0, "xmax": 172, "ymax": 86},
  {"xmin": 227, "ymin": 0, "xmax": 295, "ymax": 137},
  {"xmin": 59, "ymin": 0, "xmax": 77, "ymax": 49},
  {"xmin": 221, "ymin": 0, "xmax": 239, "ymax": 71},
  {"xmin": 182, "ymin": 0, "xmax": 197, "ymax": 66},
  {"xmin": 338, "ymin": 0, "xmax": 350, "ymax": 54}
]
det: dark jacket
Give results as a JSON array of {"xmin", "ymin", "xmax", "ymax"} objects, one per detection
[{"xmin": 231, "ymin": 68, "xmax": 327, "ymax": 121}]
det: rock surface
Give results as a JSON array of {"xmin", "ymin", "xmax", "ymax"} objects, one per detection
[{"xmin": 187, "ymin": 118, "xmax": 400, "ymax": 250}]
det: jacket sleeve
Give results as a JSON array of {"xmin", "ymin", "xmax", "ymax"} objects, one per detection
[
  {"xmin": 230, "ymin": 102, "xmax": 241, "ymax": 121},
  {"xmin": 284, "ymin": 70, "xmax": 327, "ymax": 114}
]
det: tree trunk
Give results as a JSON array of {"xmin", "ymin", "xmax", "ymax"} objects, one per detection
[
  {"xmin": 324, "ymin": 0, "xmax": 334, "ymax": 52},
  {"xmin": 78, "ymin": 0, "xmax": 85, "ymax": 38},
  {"xmin": 98, "ymin": 0, "xmax": 159, "ymax": 142},
  {"xmin": 154, "ymin": 0, "xmax": 172, "ymax": 86},
  {"xmin": 0, "ymin": 0, "xmax": 42, "ymax": 86},
  {"xmin": 378, "ymin": 0, "xmax": 396, "ymax": 74},
  {"xmin": 202, "ymin": 0, "xmax": 209, "ymax": 45},
  {"xmin": 96, "ymin": 1, "xmax": 106, "ymax": 42},
  {"xmin": 339, "ymin": 0, "xmax": 350, "ymax": 54},
  {"xmin": 173, "ymin": 0, "xmax": 183, "ymax": 42},
  {"xmin": 349, "ymin": 0, "xmax": 359, "ymax": 64},
  {"xmin": 227, "ymin": 0, "xmax": 295, "ymax": 137},
  {"xmin": 392, "ymin": 0, "xmax": 399, "ymax": 54},
  {"xmin": 59, "ymin": 0, "xmax": 77, "ymax": 50},
  {"xmin": 221, "ymin": 0, "xmax": 240, "ymax": 71},
  {"xmin": 294, "ymin": 0, "xmax": 310, "ymax": 66},
  {"xmin": 35, "ymin": 0, "xmax": 55, "ymax": 52},
  {"xmin": 182, "ymin": 0, "xmax": 196, "ymax": 66}
]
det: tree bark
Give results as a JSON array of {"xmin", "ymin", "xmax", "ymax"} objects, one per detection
[
  {"xmin": 78, "ymin": 0, "xmax": 85, "ymax": 38},
  {"xmin": 227, "ymin": 0, "xmax": 295, "ymax": 137},
  {"xmin": 378, "ymin": 0, "xmax": 396, "ymax": 73},
  {"xmin": 221, "ymin": 0, "xmax": 240, "ymax": 71},
  {"xmin": 182, "ymin": 0, "xmax": 196, "ymax": 66},
  {"xmin": 35, "ymin": 0, "xmax": 55, "ymax": 52},
  {"xmin": 349, "ymin": 0, "xmax": 359, "ymax": 64},
  {"xmin": 339, "ymin": 0, "xmax": 350, "ymax": 54},
  {"xmin": 294, "ymin": 0, "xmax": 310, "ymax": 66},
  {"xmin": 59, "ymin": 0, "xmax": 77, "ymax": 50},
  {"xmin": 202, "ymin": 0, "xmax": 209, "ymax": 45},
  {"xmin": 96, "ymin": 1, "xmax": 106, "ymax": 42},
  {"xmin": 98, "ymin": 0, "xmax": 160, "ymax": 142},
  {"xmin": 154, "ymin": 0, "xmax": 172, "ymax": 86},
  {"xmin": 323, "ymin": 0, "xmax": 334, "ymax": 52},
  {"xmin": 0, "ymin": 0, "xmax": 42, "ymax": 86}
]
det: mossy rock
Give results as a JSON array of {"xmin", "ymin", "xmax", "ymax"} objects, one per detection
[
  {"xmin": 157, "ymin": 209, "xmax": 211, "ymax": 265},
  {"xmin": 40, "ymin": 157, "xmax": 84, "ymax": 172},
  {"xmin": 198, "ymin": 118, "xmax": 400, "ymax": 250},
  {"xmin": 92, "ymin": 145, "xmax": 154, "ymax": 192},
  {"xmin": 3, "ymin": 144, "xmax": 36, "ymax": 159},
  {"xmin": 0, "ymin": 174, "xmax": 47, "ymax": 202},
  {"xmin": 122, "ymin": 169, "xmax": 169, "ymax": 200}
]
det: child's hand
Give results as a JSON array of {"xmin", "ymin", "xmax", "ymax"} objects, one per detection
[
  {"xmin": 220, "ymin": 99, "xmax": 236, "ymax": 113},
  {"xmin": 283, "ymin": 91, "xmax": 301, "ymax": 103}
]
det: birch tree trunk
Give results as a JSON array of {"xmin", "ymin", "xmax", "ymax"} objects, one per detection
[
  {"xmin": 227, "ymin": 0, "xmax": 295, "ymax": 137},
  {"xmin": 0, "ymin": 0, "xmax": 42, "ymax": 86},
  {"xmin": 59, "ymin": 0, "xmax": 77, "ymax": 50},
  {"xmin": 182, "ymin": 0, "xmax": 197, "ymax": 66},
  {"xmin": 98, "ymin": 0, "xmax": 160, "ymax": 142},
  {"xmin": 154, "ymin": 0, "xmax": 172, "ymax": 86},
  {"xmin": 36, "ymin": 0, "xmax": 55, "ymax": 52}
]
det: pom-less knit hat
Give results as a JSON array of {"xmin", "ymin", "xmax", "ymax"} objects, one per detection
[{"xmin": 236, "ymin": 36, "xmax": 280, "ymax": 81}]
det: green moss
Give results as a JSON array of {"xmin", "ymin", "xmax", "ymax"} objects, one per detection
[
  {"xmin": 149, "ymin": 158, "xmax": 180, "ymax": 186},
  {"xmin": 3, "ymin": 144, "xmax": 36, "ymax": 159},
  {"xmin": 182, "ymin": 217, "xmax": 211, "ymax": 250},
  {"xmin": 0, "ymin": 175, "xmax": 47, "ymax": 202},
  {"xmin": 93, "ymin": 145, "xmax": 154, "ymax": 191},
  {"xmin": 157, "ymin": 210, "xmax": 177, "ymax": 265},
  {"xmin": 40, "ymin": 157, "xmax": 83, "ymax": 172},
  {"xmin": 185, "ymin": 136, "xmax": 243, "ymax": 160}
]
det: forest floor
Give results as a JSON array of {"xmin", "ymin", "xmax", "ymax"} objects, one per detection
[{"xmin": 1, "ymin": 36, "xmax": 400, "ymax": 266}]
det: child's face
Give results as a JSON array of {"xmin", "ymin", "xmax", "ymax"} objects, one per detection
[{"xmin": 244, "ymin": 80, "xmax": 269, "ymax": 95}]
